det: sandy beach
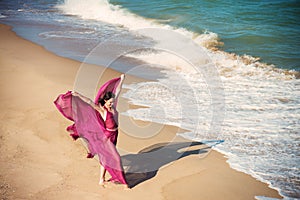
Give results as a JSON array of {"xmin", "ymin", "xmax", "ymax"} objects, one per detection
[{"xmin": 0, "ymin": 24, "xmax": 282, "ymax": 200}]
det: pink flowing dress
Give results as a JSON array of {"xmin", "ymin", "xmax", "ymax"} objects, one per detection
[{"xmin": 54, "ymin": 77, "xmax": 127, "ymax": 185}]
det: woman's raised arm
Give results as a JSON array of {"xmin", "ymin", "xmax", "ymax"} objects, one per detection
[
  {"xmin": 114, "ymin": 74, "xmax": 125, "ymax": 100},
  {"xmin": 72, "ymin": 91, "xmax": 104, "ymax": 114}
]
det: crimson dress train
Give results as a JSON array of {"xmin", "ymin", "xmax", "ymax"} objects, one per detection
[{"xmin": 54, "ymin": 77, "xmax": 127, "ymax": 185}]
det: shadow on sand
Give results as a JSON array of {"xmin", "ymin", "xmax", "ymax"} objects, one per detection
[{"xmin": 122, "ymin": 141, "xmax": 210, "ymax": 188}]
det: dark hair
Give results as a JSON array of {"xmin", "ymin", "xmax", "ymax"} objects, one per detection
[{"xmin": 98, "ymin": 91, "xmax": 115, "ymax": 106}]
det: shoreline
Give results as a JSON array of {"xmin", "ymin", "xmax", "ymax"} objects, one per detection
[{"xmin": 0, "ymin": 24, "xmax": 282, "ymax": 200}]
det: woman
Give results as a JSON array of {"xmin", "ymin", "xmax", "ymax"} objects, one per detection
[{"xmin": 54, "ymin": 74, "xmax": 128, "ymax": 188}]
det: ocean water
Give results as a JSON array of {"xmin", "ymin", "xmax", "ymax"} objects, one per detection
[
  {"xmin": 0, "ymin": 0, "xmax": 299, "ymax": 199},
  {"xmin": 109, "ymin": 0, "xmax": 300, "ymax": 71}
]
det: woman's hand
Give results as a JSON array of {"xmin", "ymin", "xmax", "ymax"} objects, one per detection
[{"xmin": 121, "ymin": 74, "xmax": 125, "ymax": 80}]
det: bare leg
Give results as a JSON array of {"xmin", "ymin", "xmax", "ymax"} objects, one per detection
[{"xmin": 99, "ymin": 164, "xmax": 106, "ymax": 186}]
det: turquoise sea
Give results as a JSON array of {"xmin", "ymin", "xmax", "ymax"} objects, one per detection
[
  {"xmin": 110, "ymin": 0, "xmax": 300, "ymax": 71},
  {"xmin": 0, "ymin": 0, "xmax": 299, "ymax": 199}
]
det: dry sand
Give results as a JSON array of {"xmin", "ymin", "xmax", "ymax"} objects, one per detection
[{"xmin": 0, "ymin": 24, "xmax": 282, "ymax": 200}]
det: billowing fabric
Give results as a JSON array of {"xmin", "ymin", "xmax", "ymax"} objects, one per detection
[
  {"xmin": 94, "ymin": 77, "xmax": 121, "ymax": 106},
  {"xmin": 54, "ymin": 77, "xmax": 127, "ymax": 184}
]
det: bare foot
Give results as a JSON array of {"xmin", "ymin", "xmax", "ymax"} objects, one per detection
[
  {"xmin": 123, "ymin": 184, "xmax": 130, "ymax": 190},
  {"xmin": 99, "ymin": 179, "xmax": 106, "ymax": 188}
]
